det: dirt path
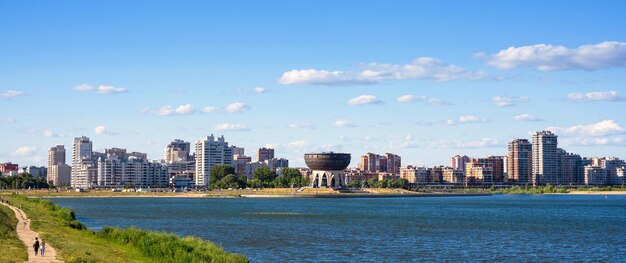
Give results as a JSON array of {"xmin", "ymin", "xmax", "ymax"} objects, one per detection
[{"xmin": 0, "ymin": 202, "xmax": 62, "ymax": 262}]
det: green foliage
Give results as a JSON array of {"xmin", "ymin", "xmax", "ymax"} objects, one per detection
[
  {"xmin": 210, "ymin": 174, "xmax": 247, "ymax": 190},
  {"xmin": 209, "ymin": 165, "xmax": 236, "ymax": 186},
  {"xmin": 271, "ymin": 168, "xmax": 309, "ymax": 188},
  {"xmin": 346, "ymin": 180, "xmax": 363, "ymax": 188},
  {"xmin": 252, "ymin": 167, "xmax": 277, "ymax": 184},
  {"xmin": 0, "ymin": 173, "xmax": 50, "ymax": 189},
  {"xmin": 99, "ymin": 226, "xmax": 248, "ymax": 263},
  {"xmin": 496, "ymin": 184, "xmax": 570, "ymax": 194},
  {"xmin": 360, "ymin": 178, "xmax": 410, "ymax": 189}
]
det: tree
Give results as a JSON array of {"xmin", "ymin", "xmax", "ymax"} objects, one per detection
[
  {"xmin": 253, "ymin": 166, "xmax": 277, "ymax": 186},
  {"xmin": 210, "ymin": 165, "xmax": 235, "ymax": 185}
]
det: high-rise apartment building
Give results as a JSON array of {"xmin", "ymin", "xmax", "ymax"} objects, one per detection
[
  {"xmin": 164, "ymin": 139, "xmax": 191, "ymax": 163},
  {"xmin": 257, "ymin": 147, "xmax": 275, "ymax": 162},
  {"xmin": 194, "ymin": 135, "xmax": 234, "ymax": 187},
  {"xmin": 508, "ymin": 139, "xmax": 532, "ymax": 184},
  {"xmin": 557, "ymin": 149, "xmax": 582, "ymax": 185},
  {"xmin": 48, "ymin": 145, "xmax": 71, "ymax": 186},
  {"xmin": 97, "ymin": 148, "xmax": 168, "ymax": 187},
  {"xmin": 71, "ymin": 136, "xmax": 96, "ymax": 188},
  {"xmin": 532, "ymin": 131, "xmax": 558, "ymax": 185},
  {"xmin": 450, "ymin": 155, "xmax": 470, "ymax": 171},
  {"xmin": 359, "ymin": 152, "xmax": 401, "ymax": 175}
]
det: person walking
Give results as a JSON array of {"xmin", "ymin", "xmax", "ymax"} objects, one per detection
[
  {"xmin": 40, "ymin": 239, "xmax": 46, "ymax": 256},
  {"xmin": 33, "ymin": 237, "xmax": 40, "ymax": 256}
]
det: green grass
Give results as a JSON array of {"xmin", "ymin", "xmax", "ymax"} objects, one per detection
[
  {"xmin": 0, "ymin": 204, "xmax": 28, "ymax": 263},
  {"xmin": 494, "ymin": 185, "xmax": 570, "ymax": 194},
  {"xmin": 1, "ymin": 193, "xmax": 248, "ymax": 262}
]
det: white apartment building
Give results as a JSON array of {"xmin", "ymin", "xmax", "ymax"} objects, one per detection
[{"xmin": 194, "ymin": 135, "xmax": 234, "ymax": 187}]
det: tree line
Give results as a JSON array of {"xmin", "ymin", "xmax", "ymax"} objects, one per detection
[
  {"xmin": 0, "ymin": 173, "xmax": 50, "ymax": 189},
  {"xmin": 209, "ymin": 165, "xmax": 310, "ymax": 190}
]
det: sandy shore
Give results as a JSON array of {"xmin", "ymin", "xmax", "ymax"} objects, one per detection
[{"xmin": 566, "ymin": 191, "xmax": 626, "ymax": 195}]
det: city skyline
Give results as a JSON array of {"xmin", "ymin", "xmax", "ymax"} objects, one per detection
[{"xmin": 2, "ymin": 1, "xmax": 626, "ymax": 167}]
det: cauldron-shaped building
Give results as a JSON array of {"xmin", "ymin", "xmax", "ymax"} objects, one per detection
[{"xmin": 304, "ymin": 152, "xmax": 351, "ymax": 188}]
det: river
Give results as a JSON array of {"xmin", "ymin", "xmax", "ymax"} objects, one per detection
[{"xmin": 51, "ymin": 194, "xmax": 626, "ymax": 262}]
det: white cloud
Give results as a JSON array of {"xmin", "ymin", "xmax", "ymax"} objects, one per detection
[
  {"xmin": 347, "ymin": 95, "xmax": 382, "ymax": 105},
  {"xmin": 156, "ymin": 104, "xmax": 196, "ymax": 116},
  {"xmin": 289, "ymin": 122, "xmax": 317, "ymax": 129},
  {"xmin": 279, "ymin": 57, "xmax": 488, "ymax": 86},
  {"xmin": 202, "ymin": 106, "xmax": 219, "ymax": 113},
  {"xmin": 431, "ymin": 138, "xmax": 500, "ymax": 149},
  {"xmin": 285, "ymin": 140, "xmax": 309, "ymax": 149},
  {"xmin": 0, "ymin": 90, "xmax": 24, "ymax": 99},
  {"xmin": 446, "ymin": 115, "xmax": 487, "ymax": 125},
  {"xmin": 512, "ymin": 114, "xmax": 542, "ymax": 121},
  {"xmin": 487, "ymin": 41, "xmax": 626, "ymax": 71},
  {"xmin": 547, "ymin": 120, "xmax": 624, "ymax": 136},
  {"xmin": 561, "ymin": 137, "xmax": 625, "ymax": 146},
  {"xmin": 333, "ymin": 120, "xmax": 357, "ymax": 128},
  {"xmin": 253, "ymin": 87, "xmax": 267, "ymax": 93},
  {"xmin": 15, "ymin": 146, "xmax": 37, "ymax": 156},
  {"xmin": 567, "ymin": 91, "xmax": 625, "ymax": 102},
  {"xmin": 94, "ymin": 125, "xmax": 117, "ymax": 135},
  {"xmin": 397, "ymin": 94, "xmax": 451, "ymax": 105},
  {"xmin": 492, "ymin": 96, "xmax": 529, "ymax": 107},
  {"xmin": 74, "ymin": 84, "xmax": 127, "ymax": 94},
  {"xmin": 213, "ymin": 123, "xmax": 250, "ymax": 132},
  {"xmin": 225, "ymin": 102, "xmax": 250, "ymax": 113},
  {"xmin": 43, "ymin": 129, "xmax": 61, "ymax": 137}
]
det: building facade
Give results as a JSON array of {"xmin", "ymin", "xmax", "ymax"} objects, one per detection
[
  {"xmin": 194, "ymin": 135, "xmax": 234, "ymax": 187},
  {"xmin": 48, "ymin": 145, "xmax": 71, "ymax": 186},
  {"xmin": 508, "ymin": 139, "xmax": 532, "ymax": 184},
  {"xmin": 532, "ymin": 131, "xmax": 558, "ymax": 185}
]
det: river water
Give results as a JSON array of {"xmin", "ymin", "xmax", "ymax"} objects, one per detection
[{"xmin": 51, "ymin": 195, "xmax": 626, "ymax": 262}]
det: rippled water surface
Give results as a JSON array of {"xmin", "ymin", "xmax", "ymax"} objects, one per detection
[{"xmin": 51, "ymin": 195, "xmax": 626, "ymax": 262}]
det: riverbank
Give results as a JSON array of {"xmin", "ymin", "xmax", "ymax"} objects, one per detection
[{"xmin": 0, "ymin": 193, "xmax": 248, "ymax": 262}]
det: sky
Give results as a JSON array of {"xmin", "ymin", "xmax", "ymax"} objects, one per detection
[{"xmin": 1, "ymin": 0, "xmax": 626, "ymax": 167}]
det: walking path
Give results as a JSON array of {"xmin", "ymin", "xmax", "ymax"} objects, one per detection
[{"xmin": 0, "ymin": 202, "xmax": 61, "ymax": 262}]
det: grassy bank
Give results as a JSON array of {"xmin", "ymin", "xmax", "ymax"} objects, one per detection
[
  {"xmin": 0, "ymin": 204, "xmax": 28, "ymax": 263},
  {"xmin": 1, "ymin": 193, "xmax": 247, "ymax": 262}
]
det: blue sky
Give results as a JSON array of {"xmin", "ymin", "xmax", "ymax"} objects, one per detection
[{"xmin": 2, "ymin": 0, "xmax": 626, "ymax": 167}]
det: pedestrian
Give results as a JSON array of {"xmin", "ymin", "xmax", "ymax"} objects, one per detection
[
  {"xmin": 33, "ymin": 237, "xmax": 40, "ymax": 256},
  {"xmin": 40, "ymin": 239, "xmax": 46, "ymax": 256}
]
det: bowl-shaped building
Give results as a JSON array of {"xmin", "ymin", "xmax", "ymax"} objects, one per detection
[{"xmin": 304, "ymin": 152, "xmax": 351, "ymax": 171}]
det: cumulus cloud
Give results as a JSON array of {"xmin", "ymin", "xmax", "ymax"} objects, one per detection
[
  {"xmin": 225, "ymin": 102, "xmax": 250, "ymax": 113},
  {"xmin": 0, "ymin": 90, "xmax": 24, "ymax": 99},
  {"xmin": 446, "ymin": 115, "xmax": 487, "ymax": 125},
  {"xmin": 397, "ymin": 94, "xmax": 451, "ymax": 105},
  {"xmin": 289, "ymin": 122, "xmax": 317, "ymax": 129},
  {"xmin": 15, "ymin": 146, "xmax": 37, "ymax": 156},
  {"xmin": 487, "ymin": 41, "xmax": 626, "ymax": 71},
  {"xmin": 512, "ymin": 114, "xmax": 542, "ymax": 121},
  {"xmin": 202, "ymin": 106, "xmax": 219, "ymax": 113},
  {"xmin": 279, "ymin": 57, "xmax": 488, "ymax": 86},
  {"xmin": 43, "ymin": 129, "xmax": 64, "ymax": 137},
  {"xmin": 94, "ymin": 125, "xmax": 117, "ymax": 135},
  {"xmin": 213, "ymin": 123, "xmax": 250, "ymax": 132},
  {"xmin": 285, "ymin": 140, "xmax": 309, "ymax": 149},
  {"xmin": 547, "ymin": 120, "xmax": 624, "ymax": 136},
  {"xmin": 561, "ymin": 137, "xmax": 625, "ymax": 147},
  {"xmin": 156, "ymin": 104, "xmax": 196, "ymax": 116},
  {"xmin": 253, "ymin": 87, "xmax": 267, "ymax": 93},
  {"xmin": 74, "ymin": 84, "xmax": 127, "ymax": 94},
  {"xmin": 567, "ymin": 91, "xmax": 625, "ymax": 102},
  {"xmin": 431, "ymin": 138, "xmax": 501, "ymax": 149},
  {"xmin": 492, "ymin": 96, "xmax": 529, "ymax": 107},
  {"xmin": 333, "ymin": 120, "xmax": 357, "ymax": 128},
  {"xmin": 347, "ymin": 95, "xmax": 382, "ymax": 105}
]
